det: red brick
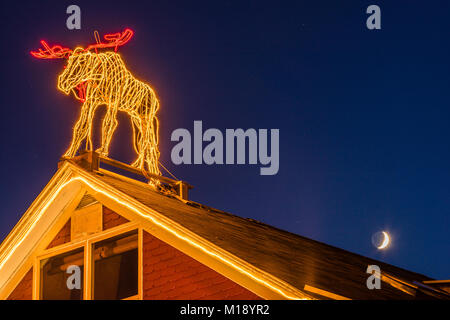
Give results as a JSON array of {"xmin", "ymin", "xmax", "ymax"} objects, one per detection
[
  {"xmin": 7, "ymin": 268, "xmax": 33, "ymax": 300},
  {"xmin": 103, "ymin": 207, "xmax": 129, "ymax": 230},
  {"xmin": 47, "ymin": 219, "xmax": 71, "ymax": 249},
  {"xmin": 143, "ymin": 231, "xmax": 261, "ymax": 300}
]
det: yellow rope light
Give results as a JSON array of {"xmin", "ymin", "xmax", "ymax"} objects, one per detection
[{"xmin": 31, "ymin": 29, "xmax": 161, "ymax": 181}]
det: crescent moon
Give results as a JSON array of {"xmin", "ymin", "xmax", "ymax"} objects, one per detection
[{"xmin": 377, "ymin": 231, "xmax": 390, "ymax": 249}]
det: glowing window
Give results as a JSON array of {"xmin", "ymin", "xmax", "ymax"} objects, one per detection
[
  {"xmin": 40, "ymin": 248, "xmax": 84, "ymax": 300},
  {"xmin": 92, "ymin": 230, "xmax": 138, "ymax": 300}
]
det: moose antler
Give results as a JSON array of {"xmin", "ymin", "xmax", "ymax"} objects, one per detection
[
  {"xmin": 30, "ymin": 41, "xmax": 72, "ymax": 59},
  {"xmin": 86, "ymin": 28, "xmax": 134, "ymax": 52}
]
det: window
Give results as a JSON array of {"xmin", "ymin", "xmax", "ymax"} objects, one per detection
[
  {"xmin": 92, "ymin": 230, "xmax": 138, "ymax": 300},
  {"xmin": 40, "ymin": 248, "xmax": 84, "ymax": 300},
  {"xmin": 38, "ymin": 228, "xmax": 140, "ymax": 300}
]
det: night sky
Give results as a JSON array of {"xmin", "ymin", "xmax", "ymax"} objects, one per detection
[{"xmin": 0, "ymin": 1, "xmax": 448, "ymax": 279}]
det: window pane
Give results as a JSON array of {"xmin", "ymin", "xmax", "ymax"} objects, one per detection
[
  {"xmin": 40, "ymin": 248, "xmax": 84, "ymax": 300},
  {"xmin": 93, "ymin": 230, "xmax": 138, "ymax": 300}
]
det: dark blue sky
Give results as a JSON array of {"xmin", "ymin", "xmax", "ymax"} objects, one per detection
[{"xmin": 0, "ymin": 1, "xmax": 448, "ymax": 279}]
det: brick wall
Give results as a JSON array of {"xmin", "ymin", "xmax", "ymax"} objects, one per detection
[
  {"xmin": 103, "ymin": 206, "xmax": 129, "ymax": 230},
  {"xmin": 7, "ymin": 268, "xmax": 33, "ymax": 300},
  {"xmin": 47, "ymin": 219, "xmax": 71, "ymax": 249},
  {"xmin": 143, "ymin": 231, "xmax": 262, "ymax": 300}
]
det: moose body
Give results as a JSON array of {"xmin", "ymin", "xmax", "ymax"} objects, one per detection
[
  {"xmin": 60, "ymin": 49, "xmax": 160, "ymax": 174},
  {"xmin": 31, "ymin": 29, "xmax": 161, "ymax": 177}
]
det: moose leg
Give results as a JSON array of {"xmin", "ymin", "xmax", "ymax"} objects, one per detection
[
  {"xmin": 85, "ymin": 105, "xmax": 99, "ymax": 152},
  {"xmin": 143, "ymin": 116, "xmax": 161, "ymax": 176},
  {"xmin": 96, "ymin": 106, "xmax": 118, "ymax": 157},
  {"xmin": 130, "ymin": 116, "xmax": 145, "ymax": 169},
  {"xmin": 134, "ymin": 92, "xmax": 161, "ymax": 178},
  {"xmin": 63, "ymin": 101, "xmax": 94, "ymax": 158}
]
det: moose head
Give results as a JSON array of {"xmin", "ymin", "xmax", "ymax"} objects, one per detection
[{"xmin": 31, "ymin": 29, "xmax": 134, "ymax": 101}]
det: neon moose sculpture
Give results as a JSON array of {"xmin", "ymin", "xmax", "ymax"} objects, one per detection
[{"xmin": 31, "ymin": 29, "xmax": 161, "ymax": 178}]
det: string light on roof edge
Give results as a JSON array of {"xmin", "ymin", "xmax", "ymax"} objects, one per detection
[{"xmin": 31, "ymin": 29, "xmax": 161, "ymax": 183}]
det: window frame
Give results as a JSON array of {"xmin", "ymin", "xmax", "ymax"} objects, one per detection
[{"xmin": 34, "ymin": 222, "xmax": 143, "ymax": 300}]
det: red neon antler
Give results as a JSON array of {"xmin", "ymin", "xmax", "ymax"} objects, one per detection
[
  {"xmin": 86, "ymin": 28, "xmax": 134, "ymax": 52},
  {"xmin": 30, "ymin": 41, "xmax": 72, "ymax": 59}
]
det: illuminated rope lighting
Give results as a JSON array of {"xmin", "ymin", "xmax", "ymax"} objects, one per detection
[
  {"xmin": 0, "ymin": 172, "xmax": 75, "ymax": 269},
  {"xmin": 31, "ymin": 29, "xmax": 161, "ymax": 181},
  {"xmin": 0, "ymin": 172, "xmax": 308, "ymax": 300}
]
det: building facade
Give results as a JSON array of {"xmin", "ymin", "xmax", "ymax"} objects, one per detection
[{"xmin": 0, "ymin": 153, "xmax": 448, "ymax": 300}]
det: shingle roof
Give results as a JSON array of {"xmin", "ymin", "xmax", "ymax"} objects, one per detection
[{"xmin": 88, "ymin": 166, "xmax": 440, "ymax": 300}]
